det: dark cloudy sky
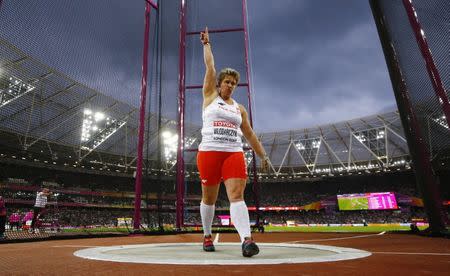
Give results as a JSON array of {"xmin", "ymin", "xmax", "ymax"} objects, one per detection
[
  {"xmin": 0, "ymin": 0, "xmax": 397, "ymax": 133},
  {"xmin": 246, "ymin": 0, "xmax": 396, "ymax": 132}
]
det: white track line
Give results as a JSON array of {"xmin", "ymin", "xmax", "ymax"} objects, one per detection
[
  {"xmin": 372, "ymin": 251, "xmax": 450, "ymax": 256},
  {"xmin": 213, "ymin": 233, "xmax": 220, "ymax": 244},
  {"xmin": 288, "ymin": 231, "xmax": 386, "ymax": 243},
  {"xmin": 52, "ymin": 245, "xmax": 98, "ymax": 248}
]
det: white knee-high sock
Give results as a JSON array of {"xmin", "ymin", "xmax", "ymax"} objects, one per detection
[
  {"xmin": 200, "ymin": 201, "xmax": 215, "ymax": 236},
  {"xmin": 230, "ymin": 200, "xmax": 251, "ymax": 243}
]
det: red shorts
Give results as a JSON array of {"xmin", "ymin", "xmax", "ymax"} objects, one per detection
[{"xmin": 197, "ymin": 151, "xmax": 247, "ymax": 186}]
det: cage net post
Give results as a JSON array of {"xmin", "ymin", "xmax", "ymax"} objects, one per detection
[
  {"xmin": 175, "ymin": 0, "xmax": 187, "ymax": 230},
  {"xmin": 135, "ymin": 0, "xmax": 165, "ymax": 233},
  {"xmin": 154, "ymin": 0, "xmax": 164, "ymax": 232},
  {"xmin": 242, "ymin": 0, "xmax": 261, "ymax": 228},
  {"xmin": 133, "ymin": 0, "xmax": 152, "ymax": 232},
  {"xmin": 369, "ymin": 0, "xmax": 449, "ymax": 234}
]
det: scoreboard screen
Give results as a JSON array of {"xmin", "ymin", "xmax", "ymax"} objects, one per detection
[{"xmin": 337, "ymin": 192, "xmax": 398, "ymax": 210}]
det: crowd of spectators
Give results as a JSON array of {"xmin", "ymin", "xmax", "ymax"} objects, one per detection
[
  {"xmin": 1, "ymin": 168, "xmax": 446, "ymax": 231},
  {"xmin": 256, "ymin": 172, "xmax": 420, "ymax": 206},
  {"xmin": 259, "ymin": 208, "xmax": 427, "ymax": 225},
  {"xmin": 0, "ymin": 205, "xmax": 433, "ymax": 231},
  {"xmin": 2, "ymin": 207, "xmax": 134, "ymax": 229}
]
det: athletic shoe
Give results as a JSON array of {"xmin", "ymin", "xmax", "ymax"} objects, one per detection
[
  {"xmin": 203, "ymin": 235, "xmax": 215, "ymax": 252},
  {"xmin": 242, "ymin": 237, "xmax": 259, "ymax": 257}
]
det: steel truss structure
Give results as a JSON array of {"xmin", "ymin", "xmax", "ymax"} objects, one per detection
[
  {"xmin": 272, "ymin": 128, "xmax": 391, "ymax": 176},
  {"xmin": 0, "ymin": 36, "xmax": 411, "ymax": 179},
  {"xmin": 253, "ymin": 111, "xmax": 410, "ymax": 179},
  {"xmin": 0, "ymin": 37, "xmax": 167, "ymax": 173}
]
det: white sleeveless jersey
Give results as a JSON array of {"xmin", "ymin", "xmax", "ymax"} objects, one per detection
[{"xmin": 198, "ymin": 96, "xmax": 244, "ymax": 152}]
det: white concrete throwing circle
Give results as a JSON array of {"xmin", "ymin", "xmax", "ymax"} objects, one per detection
[{"xmin": 74, "ymin": 243, "xmax": 371, "ymax": 265}]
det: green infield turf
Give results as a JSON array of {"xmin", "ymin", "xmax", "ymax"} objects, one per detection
[
  {"xmin": 337, "ymin": 196, "xmax": 369, "ymax": 210},
  {"xmin": 264, "ymin": 225, "xmax": 428, "ymax": 232},
  {"xmin": 61, "ymin": 227, "xmax": 131, "ymax": 233}
]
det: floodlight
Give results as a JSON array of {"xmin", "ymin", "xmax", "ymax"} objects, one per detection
[
  {"xmin": 94, "ymin": 112, "xmax": 105, "ymax": 122},
  {"xmin": 355, "ymin": 134, "xmax": 366, "ymax": 142},
  {"xmin": 0, "ymin": 75, "xmax": 35, "ymax": 107},
  {"xmin": 80, "ymin": 109, "xmax": 126, "ymax": 151},
  {"xmin": 312, "ymin": 140, "xmax": 321, "ymax": 149},
  {"xmin": 376, "ymin": 130, "xmax": 385, "ymax": 139},
  {"xmin": 162, "ymin": 131, "xmax": 172, "ymax": 139},
  {"xmin": 161, "ymin": 131, "xmax": 178, "ymax": 165},
  {"xmin": 295, "ymin": 142, "xmax": 305, "ymax": 150},
  {"xmin": 432, "ymin": 115, "xmax": 449, "ymax": 129},
  {"xmin": 184, "ymin": 137, "xmax": 197, "ymax": 152}
]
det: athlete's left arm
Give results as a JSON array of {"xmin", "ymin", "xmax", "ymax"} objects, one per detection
[{"xmin": 239, "ymin": 104, "xmax": 266, "ymax": 159}]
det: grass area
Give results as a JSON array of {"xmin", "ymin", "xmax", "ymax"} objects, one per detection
[
  {"xmin": 61, "ymin": 227, "xmax": 132, "ymax": 233},
  {"xmin": 264, "ymin": 225, "xmax": 428, "ymax": 233}
]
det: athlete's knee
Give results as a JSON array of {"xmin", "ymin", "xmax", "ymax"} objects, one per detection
[
  {"xmin": 202, "ymin": 197, "xmax": 216, "ymax": 205},
  {"xmin": 201, "ymin": 192, "xmax": 218, "ymax": 205},
  {"xmin": 227, "ymin": 190, "xmax": 244, "ymax": 202},
  {"xmin": 228, "ymin": 197, "xmax": 244, "ymax": 203}
]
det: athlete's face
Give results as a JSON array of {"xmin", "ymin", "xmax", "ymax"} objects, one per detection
[{"xmin": 219, "ymin": 75, "xmax": 237, "ymax": 98}]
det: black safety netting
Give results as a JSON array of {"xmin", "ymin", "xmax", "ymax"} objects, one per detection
[{"xmin": 375, "ymin": 0, "xmax": 450, "ymax": 165}]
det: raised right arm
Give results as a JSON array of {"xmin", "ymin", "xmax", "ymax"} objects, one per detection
[{"xmin": 201, "ymin": 27, "xmax": 218, "ymax": 107}]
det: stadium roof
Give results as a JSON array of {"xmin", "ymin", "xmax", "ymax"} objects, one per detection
[{"xmin": 0, "ymin": 38, "xmax": 409, "ymax": 179}]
